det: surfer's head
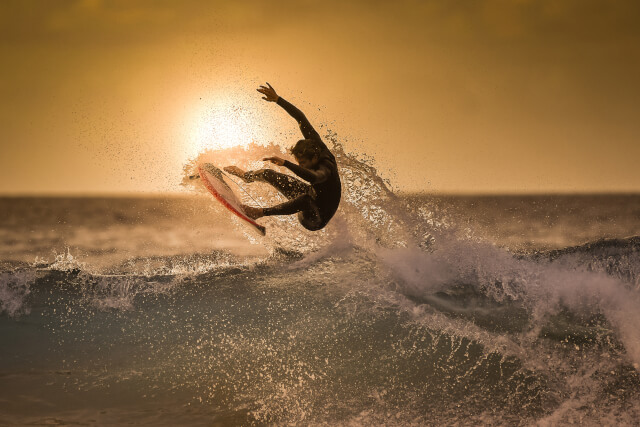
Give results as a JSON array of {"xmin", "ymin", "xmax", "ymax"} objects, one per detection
[{"xmin": 291, "ymin": 139, "xmax": 321, "ymax": 168}]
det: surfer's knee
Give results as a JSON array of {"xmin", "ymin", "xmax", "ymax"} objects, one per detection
[
  {"xmin": 298, "ymin": 211, "xmax": 324, "ymax": 231},
  {"xmin": 297, "ymin": 196, "xmax": 323, "ymax": 231}
]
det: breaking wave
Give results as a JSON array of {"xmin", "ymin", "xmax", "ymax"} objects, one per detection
[{"xmin": 1, "ymin": 137, "xmax": 639, "ymax": 424}]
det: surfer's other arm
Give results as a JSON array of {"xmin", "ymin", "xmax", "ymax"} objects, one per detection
[
  {"xmin": 284, "ymin": 160, "xmax": 330, "ymax": 184},
  {"xmin": 257, "ymin": 83, "xmax": 321, "ymax": 142},
  {"xmin": 263, "ymin": 156, "xmax": 330, "ymax": 185},
  {"xmin": 262, "ymin": 156, "xmax": 331, "ymax": 184}
]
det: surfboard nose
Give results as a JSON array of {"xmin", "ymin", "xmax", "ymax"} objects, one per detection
[{"xmin": 199, "ymin": 163, "xmax": 223, "ymax": 180}]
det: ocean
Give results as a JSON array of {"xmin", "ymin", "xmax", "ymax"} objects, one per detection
[{"xmin": 2, "ymin": 149, "xmax": 640, "ymax": 425}]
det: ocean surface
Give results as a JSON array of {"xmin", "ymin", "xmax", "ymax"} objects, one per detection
[{"xmin": 2, "ymin": 148, "xmax": 640, "ymax": 425}]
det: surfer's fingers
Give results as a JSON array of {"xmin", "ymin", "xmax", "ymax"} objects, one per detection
[{"xmin": 266, "ymin": 82, "xmax": 273, "ymax": 90}]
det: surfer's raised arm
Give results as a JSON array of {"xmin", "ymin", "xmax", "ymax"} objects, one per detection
[{"xmin": 257, "ymin": 83, "xmax": 321, "ymax": 142}]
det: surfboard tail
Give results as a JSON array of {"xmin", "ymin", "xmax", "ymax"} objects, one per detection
[
  {"xmin": 255, "ymin": 224, "xmax": 266, "ymax": 235},
  {"xmin": 198, "ymin": 164, "xmax": 266, "ymax": 236}
]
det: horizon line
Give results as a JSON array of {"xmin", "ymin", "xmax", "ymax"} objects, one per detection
[{"xmin": 1, "ymin": 190, "xmax": 639, "ymax": 198}]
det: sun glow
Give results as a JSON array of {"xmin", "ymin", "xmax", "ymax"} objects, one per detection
[
  {"xmin": 191, "ymin": 105, "xmax": 253, "ymax": 151},
  {"xmin": 184, "ymin": 97, "xmax": 269, "ymax": 159}
]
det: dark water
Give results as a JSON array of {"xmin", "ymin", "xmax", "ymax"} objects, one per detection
[{"xmin": 2, "ymin": 189, "xmax": 640, "ymax": 425}]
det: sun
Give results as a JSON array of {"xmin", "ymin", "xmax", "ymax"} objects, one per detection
[
  {"xmin": 183, "ymin": 95, "xmax": 268, "ymax": 159},
  {"xmin": 178, "ymin": 90, "xmax": 285, "ymax": 164},
  {"xmin": 189, "ymin": 104, "xmax": 254, "ymax": 152}
]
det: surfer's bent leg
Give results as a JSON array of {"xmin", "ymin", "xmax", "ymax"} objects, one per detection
[
  {"xmin": 244, "ymin": 169, "xmax": 310, "ymax": 200},
  {"xmin": 262, "ymin": 194, "xmax": 323, "ymax": 230}
]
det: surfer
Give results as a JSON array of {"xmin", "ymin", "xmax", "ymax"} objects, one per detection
[{"xmin": 224, "ymin": 83, "xmax": 341, "ymax": 231}]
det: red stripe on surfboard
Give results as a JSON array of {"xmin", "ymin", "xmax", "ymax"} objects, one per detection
[{"xmin": 198, "ymin": 166, "xmax": 266, "ymax": 235}]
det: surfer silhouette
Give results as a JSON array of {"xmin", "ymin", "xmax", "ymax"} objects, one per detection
[{"xmin": 224, "ymin": 83, "xmax": 341, "ymax": 231}]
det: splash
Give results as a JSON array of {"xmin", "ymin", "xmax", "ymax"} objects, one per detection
[
  {"xmin": 181, "ymin": 134, "xmax": 640, "ymax": 371},
  {"xmin": 181, "ymin": 133, "xmax": 422, "ymax": 255},
  {"xmin": 40, "ymin": 248, "xmax": 87, "ymax": 272},
  {"xmin": 3, "ymin": 134, "xmax": 638, "ymax": 425}
]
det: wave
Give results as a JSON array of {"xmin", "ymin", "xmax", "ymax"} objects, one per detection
[
  {"xmin": 6, "ymin": 236, "xmax": 638, "ymax": 424},
  {"xmin": 541, "ymin": 235, "xmax": 640, "ymax": 258},
  {"xmin": 531, "ymin": 235, "xmax": 640, "ymax": 289},
  {"xmin": 2, "ymin": 138, "xmax": 640, "ymax": 424}
]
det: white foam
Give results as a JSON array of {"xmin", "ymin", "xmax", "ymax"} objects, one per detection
[{"xmin": 0, "ymin": 270, "xmax": 36, "ymax": 317}]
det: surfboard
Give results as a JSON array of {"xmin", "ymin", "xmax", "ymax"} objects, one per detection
[{"xmin": 198, "ymin": 163, "xmax": 266, "ymax": 236}]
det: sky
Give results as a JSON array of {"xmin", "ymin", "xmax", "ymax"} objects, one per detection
[{"xmin": 1, "ymin": 0, "xmax": 639, "ymax": 194}]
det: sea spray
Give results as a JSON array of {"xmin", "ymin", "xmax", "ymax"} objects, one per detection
[
  {"xmin": 182, "ymin": 137, "xmax": 421, "ymax": 253},
  {"xmin": 1, "ymin": 141, "xmax": 639, "ymax": 423},
  {"xmin": 0, "ymin": 269, "xmax": 36, "ymax": 317}
]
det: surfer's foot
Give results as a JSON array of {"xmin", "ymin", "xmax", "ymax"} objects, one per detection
[
  {"xmin": 189, "ymin": 174, "xmax": 200, "ymax": 180},
  {"xmin": 242, "ymin": 205, "xmax": 264, "ymax": 220},
  {"xmin": 224, "ymin": 166, "xmax": 249, "ymax": 182}
]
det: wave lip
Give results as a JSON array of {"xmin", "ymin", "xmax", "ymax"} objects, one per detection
[{"xmin": 530, "ymin": 235, "xmax": 640, "ymax": 289}]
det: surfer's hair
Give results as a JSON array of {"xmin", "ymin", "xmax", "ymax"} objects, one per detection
[{"xmin": 290, "ymin": 139, "xmax": 321, "ymax": 160}]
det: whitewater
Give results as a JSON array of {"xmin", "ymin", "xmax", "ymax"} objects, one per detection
[{"xmin": 1, "ymin": 140, "xmax": 640, "ymax": 425}]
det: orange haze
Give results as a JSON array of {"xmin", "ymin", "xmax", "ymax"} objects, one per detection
[{"xmin": 1, "ymin": 0, "xmax": 639, "ymax": 194}]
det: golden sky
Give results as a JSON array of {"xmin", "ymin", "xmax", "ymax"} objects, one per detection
[{"xmin": 1, "ymin": 0, "xmax": 639, "ymax": 194}]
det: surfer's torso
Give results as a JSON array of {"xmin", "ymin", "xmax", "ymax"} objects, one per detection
[
  {"xmin": 277, "ymin": 97, "xmax": 342, "ymax": 227},
  {"xmin": 308, "ymin": 149, "xmax": 341, "ymax": 224}
]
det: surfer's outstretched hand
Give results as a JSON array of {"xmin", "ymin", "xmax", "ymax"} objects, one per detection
[
  {"xmin": 257, "ymin": 83, "xmax": 279, "ymax": 102},
  {"xmin": 263, "ymin": 156, "xmax": 285, "ymax": 166}
]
